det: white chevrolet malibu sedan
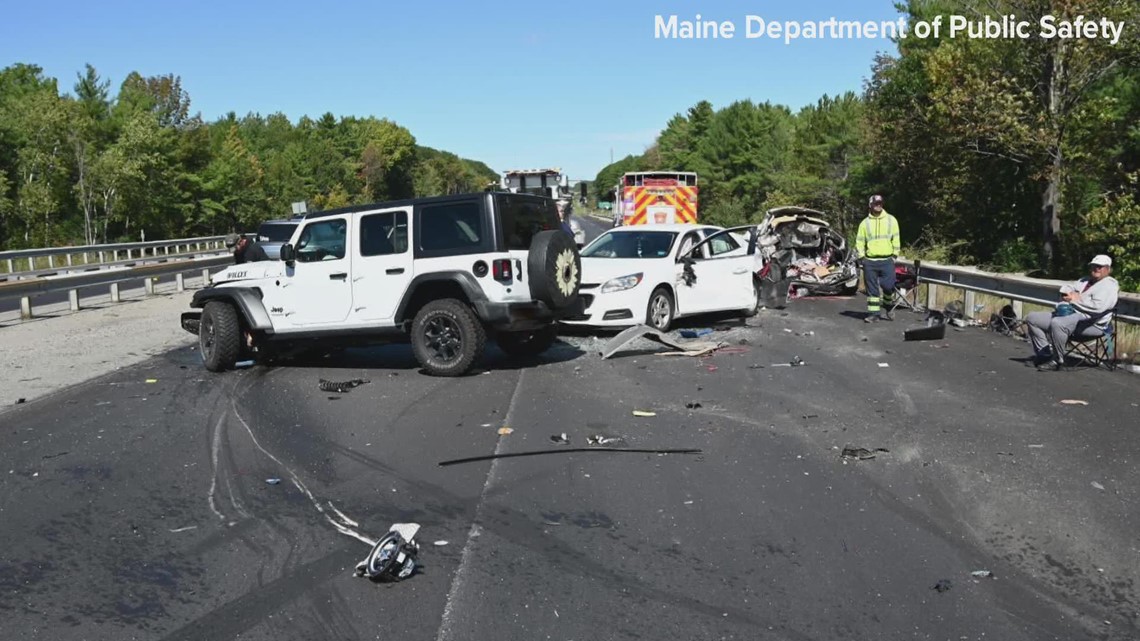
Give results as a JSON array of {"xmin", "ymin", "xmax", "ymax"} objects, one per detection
[{"xmin": 561, "ymin": 224, "xmax": 761, "ymax": 332}]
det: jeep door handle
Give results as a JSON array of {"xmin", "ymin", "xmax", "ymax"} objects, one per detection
[
  {"xmin": 329, "ymin": 272, "xmax": 348, "ymax": 280},
  {"xmin": 386, "ymin": 268, "xmax": 405, "ymax": 275}
]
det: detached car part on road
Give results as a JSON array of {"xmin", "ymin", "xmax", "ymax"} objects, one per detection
[
  {"xmin": 180, "ymin": 192, "xmax": 583, "ymax": 377},
  {"xmin": 752, "ymin": 207, "xmax": 858, "ymax": 297}
]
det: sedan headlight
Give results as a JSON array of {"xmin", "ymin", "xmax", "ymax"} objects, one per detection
[{"xmin": 601, "ymin": 273, "xmax": 643, "ymax": 293}]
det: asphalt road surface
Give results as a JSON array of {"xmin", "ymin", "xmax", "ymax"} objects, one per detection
[{"xmin": 2, "ymin": 291, "xmax": 1137, "ymax": 641}]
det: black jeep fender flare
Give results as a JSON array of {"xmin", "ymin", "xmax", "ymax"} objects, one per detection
[
  {"xmin": 394, "ymin": 272, "xmax": 488, "ymax": 324},
  {"xmin": 190, "ymin": 287, "xmax": 274, "ymax": 331}
]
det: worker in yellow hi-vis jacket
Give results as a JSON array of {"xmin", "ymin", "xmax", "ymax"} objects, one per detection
[{"xmin": 855, "ymin": 195, "xmax": 901, "ymax": 323}]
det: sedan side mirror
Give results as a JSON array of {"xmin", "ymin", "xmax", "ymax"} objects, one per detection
[{"xmin": 280, "ymin": 243, "xmax": 296, "ymax": 265}]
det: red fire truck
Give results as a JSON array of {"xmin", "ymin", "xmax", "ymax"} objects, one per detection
[{"xmin": 613, "ymin": 171, "xmax": 699, "ymax": 226}]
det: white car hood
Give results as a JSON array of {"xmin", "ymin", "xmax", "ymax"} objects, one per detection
[
  {"xmin": 581, "ymin": 257, "xmax": 665, "ymax": 286},
  {"xmin": 211, "ymin": 261, "xmax": 285, "ymax": 284}
]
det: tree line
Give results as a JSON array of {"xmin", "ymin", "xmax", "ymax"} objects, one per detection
[
  {"xmin": 593, "ymin": 0, "xmax": 1140, "ymax": 289},
  {"xmin": 0, "ymin": 63, "xmax": 497, "ymax": 251}
]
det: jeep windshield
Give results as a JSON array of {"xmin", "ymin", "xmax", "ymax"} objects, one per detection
[{"xmin": 581, "ymin": 231, "xmax": 677, "ymax": 258}]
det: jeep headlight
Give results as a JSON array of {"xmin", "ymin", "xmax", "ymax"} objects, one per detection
[{"xmin": 601, "ymin": 273, "xmax": 643, "ymax": 293}]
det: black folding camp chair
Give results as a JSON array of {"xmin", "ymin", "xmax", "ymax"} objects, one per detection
[{"xmin": 1063, "ymin": 308, "xmax": 1119, "ymax": 371}]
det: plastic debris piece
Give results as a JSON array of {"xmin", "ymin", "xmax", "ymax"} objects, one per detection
[
  {"xmin": 498, "ymin": 427, "xmax": 514, "ymax": 435},
  {"xmin": 327, "ymin": 396, "xmax": 341, "ymax": 401},
  {"xmin": 1059, "ymin": 399, "xmax": 1088, "ymax": 406},
  {"xmin": 235, "ymin": 360, "xmax": 255, "ymax": 368},
  {"xmin": 685, "ymin": 402, "xmax": 703, "ymax": 409},
  {"xmin": 15, "ymin": 398, "xmax": 25, "ymax": 404},
  {"xmin": 587, "ymin": 435, "xmax": 626, "ymax": 446},
  {"xmin": 550, "ymin": 433, "xmax": 569, "ymax": 444},
  {"xmin": 1028, "ymin": 444, "xmax": 1045, "ymax": 449},
  {"xmin": 433, "ymin": 540, "xmax": 449, "ymax": 546},
  {"xmin": 1091, "ymin": 481, "xmax": 1106, "ymax": 491},
  {"xmin": 633, "ymin": 410, "xmax": 656, "ymax": 417},
  {"xmin": 932, "ymin": 579, "xmax": 953, "ymax": 593},
  {"xmin": 877, "ymin": 363, "xmax": 890, "ymax": 368},
  {"xmin": 602, "ymin": 324, "xmax": 723, "ymax": 359},
  {"xmin": 319, "ymin": 378, "xmax": 370, "ymax": 393},
  {"xmin": 970, "ymin": 570, "xmax": 995, "ymax": 579},
  {"xmin": 706, "ymin": 365, "xmax": 718, "ymax": 372},
  {"xmin": 145, "ymin": 379, "xmax": 158, "ymax": 384},
  {"xmin": 266, "ymin": 478, "xmax": 281, "ymax": 485},
  {"xmin": 679, "ymin": 328, "xmax": 713, "ymax": 338},
  {"xmin": 355, "ymin": 523, "xmax": 421, "ymax": 583}
]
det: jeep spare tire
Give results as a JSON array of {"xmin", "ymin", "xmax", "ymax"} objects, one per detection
[{"xmin": 527, "ymin": 230, "xmax": 581, "ymax": 309}]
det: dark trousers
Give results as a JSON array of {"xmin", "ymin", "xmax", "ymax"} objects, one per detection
[{"xmin": 863, "ymin": 258, "xmax": 895, "ymax": 315}]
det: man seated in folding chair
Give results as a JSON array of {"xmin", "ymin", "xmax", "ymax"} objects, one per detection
[{"xmin": 1025, "ymin": 254, "xmax": 1119, "ymax": 371}]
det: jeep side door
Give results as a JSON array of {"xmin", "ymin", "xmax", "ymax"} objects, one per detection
[
  {"xmin": 277, "ymin": 216, "xmax": 354, "ymax": 327},
  {"xmin": 351, "ymin": 207, "xmax": 413, "ymax": 322}
]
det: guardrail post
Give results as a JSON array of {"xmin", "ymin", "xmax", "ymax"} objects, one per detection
[
  {"xmin": 144, "ymin": 277, "xmax": 156, "ymax": 295},
  {"xmin": 66, "ymin": 254, "xmax": 73, "ymax": 266},
  {"xmin": 202, "ymin": 269, "xmax": 211, "ymax": 284},
  {"xmin": 20, "ymin": 296, "xmax": 32, "ymax": 319},
  {"xmin": 964, "ymin": 291, "xmax": 977, "ymax": 319},
  {"xmin": 48, "ymin": 255, "xmax": 55, "ymax": 268},
  {"xmin": 83, "ymin": 252, "xmax": 89, "ymax": 265},
  {"xmin": 69, "ymin": 289, "xmax": 80, "ymax": 312},
  {"xmin": 6, "ymin": 259, "xmax": 12, "ymax": 272},
  {"xmin": 110, "ymin": 283, "xmax": 120, "ymax": 303},
  {"xmin": 1012, "ymin": 300, "xmax": 1023, "ymax": 319},
  {"xmin": 112, "ymin": 250, "xmax": 118, "ymax": 261},
  {"xmin": 926, "ymin": 283, "xmax": 939, "ymax": 309},
  {"xmin": 176, "ymin": 273, "xmax": 185, "ymax": 292}
]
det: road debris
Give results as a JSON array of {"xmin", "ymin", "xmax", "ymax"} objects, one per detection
[
  {"xmin": 877, "ymin": 363, "xmax": 890, "ymax": 368},
  {"xmin": 771, "ymin": 356, "xmax": 805, "ymax": 367},
  {"xmin": 685, "ymin": 402, "xmax": 703, "ymax": 409},
  {"xmin": 498, "ymin": 427, "xmax": 514, "ymax": 435},
  {"xmin": 679, "ymin": 328, "xmax": 713, "ymax": 338},
  {"xmin": 633, "ymin": 410, "xmax": 656, "ymax": 417},
  {"xmin": 145, "ymin": 379, "xmax": 158, "ymax": 384},
  {"xmin": 266, "ymin": 478, "xmax": 281, "ymax": 485},
  {"xmin": 971, "ymin": 570, "xmax": 995, "ymax": 579},
  {"xmin": 550, "ymin": 433, "xmax": 569, "ymax": 444},
  {"xmin": 1028, "ymin": 444, "xmax": 1045, "ymax": 449},
  {"xmin": 1091, "ymin": 481, "xmax": 1106, "ymax": 491},
  {"xmin": 602, "ymin": 324, "xmax": 724, "ymax": 359},
  {"xmin": 354, "ymin": 523, "xmax": 421, "ymax": 583},
  {"xmin": 319, "ymin": 378, "xmax": 370, "ymax": 393},
  {"xmin": 433, "ymin": 540, "xmax": 449, "ymax": 546},
  {"xmin": 1059, "ymin": 399, "xmax": 1088, "ymax": 406},
  {"xmin": 438, "ymin": 447, "xmax": 703, "ymax": 467},
  {"xmin": 587, "ymin": 435, "xmax": 626, "ymax": 446},
  {"xmin": 932, "ymin": 579, "xmax": 953, "ymax": 593},
  {"xmin": 840, "ymin": 446, "xmax": 889, "ymax": 461},
  {"xmin": 15, "ymin": 398, "xmax": 25, "ymax": 404},
  {"xmin": 169, "ymin": 526, "xmax": 198, "ymax": 533}
]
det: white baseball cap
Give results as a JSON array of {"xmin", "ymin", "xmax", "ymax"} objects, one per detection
[{"xmin": 1089, "ymin": 255, "xmax": 1112, "ymax": 267}]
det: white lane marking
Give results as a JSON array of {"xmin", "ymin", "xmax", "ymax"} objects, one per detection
[
  {"xmin": 328, "ymin": 501, "xmax": 360, "ymax": 527},
  {"xmin": 207, "ymin": 414, "xmax": 226, "ymax": 522},
  {"xmin": 435, "ymin": 369, "xmax": 526, "ymax": 641},
  {"xmin": 230, "ymin": 398, "xmax": 373, "ymax": 545}
]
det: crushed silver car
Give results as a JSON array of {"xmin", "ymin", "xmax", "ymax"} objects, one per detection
[{"xmin": 753, "ymin": 207, "xmax": 858, "ymax": 297}]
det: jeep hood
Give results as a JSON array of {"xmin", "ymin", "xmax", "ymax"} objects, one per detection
[{"xmin": 210, "ymin": 262, "xmax": 285, "ymax": 285}]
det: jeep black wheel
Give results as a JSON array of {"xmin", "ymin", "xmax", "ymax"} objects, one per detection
[
  {"xmin": 200, "ymin": 301, "xmax": 241, "ymax": 372},
  {"xmin": 646, "ymin": 287, "xmax": 675, "ymax": 332},
  {"xmin": 527, "ymin": 230, "xmax": 581, "ymax": 310},
  {"xmin": 497, "ymin": 326, "xmax": 558, "ymax": 359},
  {"xmin": 411, "ymin": 299, "xmax": 486, "ymax": 376}
]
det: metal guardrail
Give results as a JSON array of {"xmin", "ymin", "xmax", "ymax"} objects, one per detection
[
  {"xmin": 899, "ymin": 259, "xmax": 1140, "ymax": 325},
  {"xmin": 0, "ymin": 253, "xmax": 233, "ymax": 319},
  {"xmin": 0, "ymin": 235, "xmax": 229, "ymax": 275}
]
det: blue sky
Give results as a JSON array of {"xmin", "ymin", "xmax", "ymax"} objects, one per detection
[{"xmin": 1, "ymin": 0, "xmax": 903, "ymax": 181}]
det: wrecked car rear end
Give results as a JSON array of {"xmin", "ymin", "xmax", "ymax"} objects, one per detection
[{"xmin": 756, "ymin": 207, "xmax": 858, "ymax": 297}]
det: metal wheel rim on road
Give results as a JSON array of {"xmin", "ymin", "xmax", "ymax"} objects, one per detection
[{"xmin": 425, "ymin": 316, "xmax": 462, "ymax": 362}]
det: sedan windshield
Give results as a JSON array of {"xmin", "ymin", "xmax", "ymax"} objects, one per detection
[{"xmin": 581, "ymin": 231, "xmax": 677, "ymax": 258}]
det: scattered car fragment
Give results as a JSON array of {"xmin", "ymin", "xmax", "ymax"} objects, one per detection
[
  {"xmin": 320, "ymin": 378, "xmax": 370, "ymax": 393},
  {"xmin": 355, "ymin": 522, "xmax": 421, "ymax": 583},
  {"xmin": 601, "ymin": 324, "xmax": 724, "ymax": 359}
]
